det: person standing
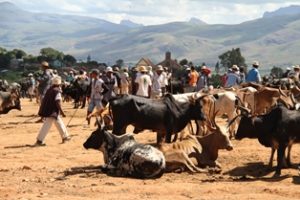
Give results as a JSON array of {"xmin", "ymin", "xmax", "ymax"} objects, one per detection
[
  {"xmin": 225, "ymin": 65, "xmax": 241, "ymax": 87},
  {"xmin": 188, "ymin": 66, "xmax": 199, "ymax": 92},
  {"xmin": 113, "ymin": 67, "xmax": 122, "ymax": 95},
  {"xmin": 246, "ymin": 61, "xmax": 261, "ymax": 83},
  {"xmin": 27, "ymin": 73, "xmax": 36, "ymax": 102},
  {"xmin": 102, "ymin": 67, "xmax": 118, "ymax": 105},
  {"xmin": 120, "ymin": 67, "xmax": 130, "ymax": 95},
  {"xmin": 135, "ymin": 66, "xmax": 152, "ymax": 98},
  {"xmin": 37, "ymin": 61, "xmax": 53, "ymax": 102},
  {"xmin": 289, "ymin": 65, "xmax": 300, "ymax": 82},
  {"xmin": 151, "ymin": 65, "xmax": 165, "ymax": 98},
  {"xmin": 35, "ymin": 76, "xmax": 70, "ymax": 146},
  {"xmin": 86, "ymin": 69, "xmax": 108, "ymax": 125},
  {"xmin": 239, "ymin": 66, "xmax": 246, "ymax": 83},
  {"xmin": 196, "ymin": 66, "xmax": 210, "ymax": 91},
  {"xmin": 282, "ymin": 67, "xmax": 291, "ymax": 78}
]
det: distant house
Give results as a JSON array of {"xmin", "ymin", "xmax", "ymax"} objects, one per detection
[
  {"xmin": 135, "ymin": 57, "xmax": 155, "ymax": 69},
  {"xmin": 9, "ymin": 58, "xmax": 24, "ymax": 69},
  {"xmin": 51, "ymin": 60, "xmax": 64, "ymax": 68},
  {"xmin": 157, "ymin": 52, "xmax": 181, "ymax": 70}
]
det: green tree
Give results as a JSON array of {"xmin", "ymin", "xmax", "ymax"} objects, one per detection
[
  {"xmin": 179, "ymin": 58, "xmax": 188, "ymax": 66},
  {"xmin": 218, "ymin": 48, "xmax": 246, "ymax": 71},
  {"xmin": 116, "ymin": 59, "xmax": 124, "ymax": 67},
  {"xmin": 63, "ymin": 54, "xmax": 77, "ymax": 66},
  {"xmin": 215, "ymin": 61, "xmax": 220, "ymax": 74},
  {"xmin": 12, "ymin": 49, "xmax": 26, "ymax": 59},
  {"xmin": 40, "ymin": 47, "xmax": 64, "ymax": 62},
  {"xmin": 271, "ymin": 66, "xmax": 283, "ymax": 78}
]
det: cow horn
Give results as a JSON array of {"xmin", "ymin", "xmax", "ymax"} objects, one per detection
[
  {"xmin": 236, "ymin": 105, "xmax": 250, "ymax": 115},
  {"xmin": 227, "ymin": 115, "xmax": 241, "ymax": 128},
  {"xmin": 279, "ymin": 86, "xmax": 287, "ymax": 97}
]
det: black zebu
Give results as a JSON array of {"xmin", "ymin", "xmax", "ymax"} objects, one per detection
[
  {"xmin": 83, "ymin": 125, "xmax": 166, "ymax": 179},
  {"xmin": 109, "ymin": 94, "xmax": 206, "ymax": 143},
  {"xmin": 235, "ymin": 105, "xmax": 300, "ymax": 176}
]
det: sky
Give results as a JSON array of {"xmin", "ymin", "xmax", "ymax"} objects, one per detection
[{"xmin": 3, "ymin": 0, "xmax": 300, "ymax": 25}]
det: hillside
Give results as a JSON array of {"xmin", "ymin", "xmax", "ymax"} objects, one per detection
[{"xmin": 1, "ymin": 2, "xmax": 300, "ymax": 67}]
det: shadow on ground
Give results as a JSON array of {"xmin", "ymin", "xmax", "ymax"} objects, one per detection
[{"xmin": 224, "ymin": 162, "xmax": 292, "ymax": 182}]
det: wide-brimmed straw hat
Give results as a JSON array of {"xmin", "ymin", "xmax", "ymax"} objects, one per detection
[
  {"xmin": 51, "ymin": 76, "xmax": 62, "ymax": 85},
  {"xmin": 139, "ymin": 66, "xmax": 148, "ymax": 72},
  {"xmin": 106, "ymin": 67, "xmax": 113, "ymax": 73},
  {"xmin": 156, "ymin": 65, "xmax": 164, "ymax": 71},
  {"xmin": 253, "ymin": 61, "xmax": 259, "ymax": 66},
  {"xmin": 232, "ymin": 65, "xmax": 239, "ymax": 71},
  {"xmin": 41, "ymin": 61, "xmax": 49, "ymax": 67}
]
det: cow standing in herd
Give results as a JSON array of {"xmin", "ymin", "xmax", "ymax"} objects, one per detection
[
  {"xmin": 235, "ymin": 105, "xmax": 300, "ymax": 176},
  {"xmin": 109, "ymin": 93, "xmax": 206, "ymax": 144}
]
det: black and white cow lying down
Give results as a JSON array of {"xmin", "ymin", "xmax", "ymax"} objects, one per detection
[{"xmin": 83, "ymin": 126, "xmax": 166, "ymax": 179}]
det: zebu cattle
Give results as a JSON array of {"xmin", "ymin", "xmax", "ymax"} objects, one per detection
[
  {"xmin": 159, "ymin": 112, "xmax": 233, "ymax": 173},
  {"xmin": 83, "ymin": 126, "xmax": 165, "ymax": 179},
  {"xmin": 252, "ymin": 87, "xmax": 297, "ymax": 115},
  {"xmin": 109, "ymin": 94, "xmax": 205, "ymax": 143},
  {"xmin": 235, "ymin": 105, "xmax": 300, "ymax": 176},
  {"xmin": 173, "ymin": 91, "xmax": 242, "ymax": 137},
  {"xmin": 0, "ymin": 91, "xmax": 21, "ymax": 114}
]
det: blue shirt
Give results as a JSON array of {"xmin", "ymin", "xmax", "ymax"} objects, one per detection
[
  {"xmin": 225, "ymin": 72, "xmax": 240, "ymax": 87},
  {"xmin": 246, "ymin": 68, "xmax": 261, "ymax": 83}
]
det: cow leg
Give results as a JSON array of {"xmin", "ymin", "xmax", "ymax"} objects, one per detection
[
  {"xmin": 172, "ymin": 133, "xmax": 178, "ymax": 143},
  {"xmin": 268, "ymin": 148, "xmax": 275, "ymax": 168},
  {"xmin": 165, "ymin": 132, "xmax": 172, "ymax": 143},
  {"xmin": 275, "ymin": 144, "xmax": 286, "ymax": 177},
  {"xmin": 286, "ymin": 145, "xmax": 292, "ymax": 167},
  {"xmin": 156, "ymin": 132, "xmax": 164, "ymax": 144}
]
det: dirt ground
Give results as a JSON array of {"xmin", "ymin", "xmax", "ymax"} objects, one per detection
[{"xmin": 0, "ymin": 99, "xmax": 300, "ymax": 200}]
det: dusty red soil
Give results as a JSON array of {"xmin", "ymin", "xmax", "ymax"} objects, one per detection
[{"xmin": 0, "ymin": 99, "xmax": 300, "ymax": 200}]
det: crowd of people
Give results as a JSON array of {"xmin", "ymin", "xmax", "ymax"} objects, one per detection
[{"xmin": 22, "ymin": 59, "xmax": 300, "ymax": 146}]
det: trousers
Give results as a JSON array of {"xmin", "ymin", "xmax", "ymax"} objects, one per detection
[{"xmin": 37, "ymin": 116, "xmax": 69, "ymax": 142}]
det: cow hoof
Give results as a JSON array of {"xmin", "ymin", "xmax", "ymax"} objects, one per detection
[{"xmin": 273, "ymin": 172, "xmax": 281, "ymax": 178}]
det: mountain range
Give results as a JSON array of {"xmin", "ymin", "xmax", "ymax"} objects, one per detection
[{"xmin": 1, "ymin": 1, "xmax": 300, "ymax": 67}]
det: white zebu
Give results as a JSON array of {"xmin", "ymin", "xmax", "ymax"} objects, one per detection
[{"xmin": 173, "ymin": 91, "xmax": 242, "ymax": 137}]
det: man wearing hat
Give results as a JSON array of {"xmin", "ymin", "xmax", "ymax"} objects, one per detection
[
  {"xmin": 225, "ymin": 65, "xmax": 241, "ymax": 87},
  {"xmin": 188, "ymin": 66, "xmax": 199, "ymax": 92},
  {"xmin": 86, "ymin": 69, "xmax": 108, "ymax": 125},
  {"xmin": 37, "ymin": 61, "xmax": 54, "ymax": 102},
  {"xmin": 289, "ymin": 65, "xmax": 300, "ymax": 82},
  {"xmin": 246, "ymin": 61, "xmax": 261, "ymax": 83},
  {"xmin": 151, "ymin": 65, "xmax": 166, "ymax": 98},
  {"xmin": 35, "ymin": 76, "xmax": 70, "ymax": 146},
  {"xmin": 196, "ymin": 66, "xmax": 210, "ymax": 91},
  {"xmin": 27, "ymin": 73, "xmax": 36, "ymax": 102},
  {"xmin": 135, "ymin": 66, "xmax": 152, "ymax": 98},
  {"xmin": 102, "ymin": 67, "xmax": 118, "ymax": 105},
  {"xmin": 120, "ymin": 67, "xmax": 130, "ymax": 95},
  {"xmin": 282, "ymin": 67, "xmax": 291, "ymax": 78}
]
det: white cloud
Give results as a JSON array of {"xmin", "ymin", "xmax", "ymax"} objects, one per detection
[{"xmin": 2, "ymin": 0, "xmax": 300, "ymax": 25}]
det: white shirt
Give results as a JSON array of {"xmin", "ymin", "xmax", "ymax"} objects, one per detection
[
  {"xmin": 120, "ymin": 72, "xmax": 129, "ymax": 86},
  {"xmin": 55, "ymin": 92, "xmax": 62, "ymax": 101},
  {"xmin": 152, "ymin": 72, "xmax": 165, "ymax": 93},
  {"xmin": 91, "ymin": 78, "xmax": 104, "ymax": 100},
  {"xmin": 135, "ymin": 74, "xmax": 152, "ymax": 97}
]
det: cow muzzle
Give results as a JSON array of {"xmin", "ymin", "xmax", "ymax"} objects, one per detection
[{"xmin": 226, "ymin": 145, "xmax": 233, "ymax": 151}]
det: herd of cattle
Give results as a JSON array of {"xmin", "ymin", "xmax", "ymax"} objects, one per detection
[{"xmin": 1, "ymin": 77, "xmax": 300, "ymax": 179}]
